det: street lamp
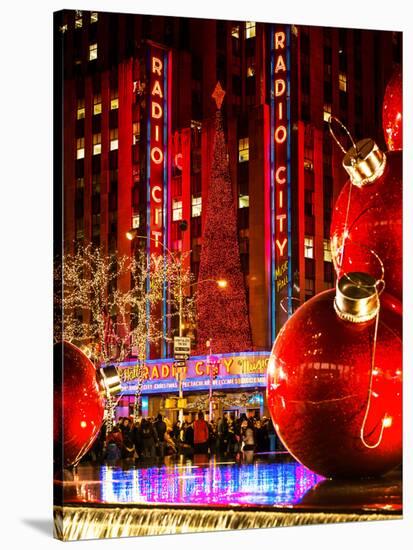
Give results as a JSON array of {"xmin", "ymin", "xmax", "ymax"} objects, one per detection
[{"xmin": 126, "ymin": 229, "xmax": 227, "ymax": 422}]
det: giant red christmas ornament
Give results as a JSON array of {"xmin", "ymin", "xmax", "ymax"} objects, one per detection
[
  {"xmin": 382, "ymin": 66, "xmax": 402, "ymax": 151},
  {"xmin": 330, "ymin": 140, "xmax": 402, "ymax": 301},
  {"xmin": 267, "ymin": 273, "xmax": 402, "ymax": 478},
  {"xmin": 54, "ymin": 341, "xmax": 105, "ymax": 467}
]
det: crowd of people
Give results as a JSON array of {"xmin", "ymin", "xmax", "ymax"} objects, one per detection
[{"xmin": 86, "ymin": 411, "xmax": 284, "ymax": 464}]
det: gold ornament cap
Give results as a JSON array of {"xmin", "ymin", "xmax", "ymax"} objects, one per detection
[
  {"xmin": 334, "ymin": 272, "xmax": 379, "ymax": 323},
  {"xmin": 343, "ymin": 138, "xmax": 386, "ymax": 187},
  {"xmin": 98, "ymin": 365, "xmax": 122, "ymax": 396}
]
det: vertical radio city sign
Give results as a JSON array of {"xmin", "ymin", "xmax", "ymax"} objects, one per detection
[
  {"xmin": 270, "ymin": 26, "xmax": 292, "ymax": 339},
  {"xmin": 146, "ymin": 44, "xmax": 172, "ymax": 356}
]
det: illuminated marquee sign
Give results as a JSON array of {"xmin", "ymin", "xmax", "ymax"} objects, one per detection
[
  {"xmin": 270, "ymin": 26, "xmax": 292, "ymax": 338},
  {"xmin": 146, "ymin": 44, "xmax": 172, "ymax": 356},
  {"xmin": 116, "ymin": 352, "xmax": 270, "ymax": 394}
]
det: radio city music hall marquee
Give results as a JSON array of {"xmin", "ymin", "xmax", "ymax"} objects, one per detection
[{"xmin": 116, "ymin": 353, "xmax": 270, "ymax": 394}]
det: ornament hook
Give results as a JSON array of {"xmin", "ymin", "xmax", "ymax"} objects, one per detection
[
  {"xmin": 280, "ymin": 297, "xmax": 301, "ymax": 315},
  {"xmin": 328, "ymin": 115, "xmax": 357, "ymax": 155}
]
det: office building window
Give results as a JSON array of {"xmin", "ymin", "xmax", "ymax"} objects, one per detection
[
  {"xmin": 238, "ymin": 137, "xmax": 249, "ymax": 162},
  {"xmin": 76, "ymin": 218, "xmax": 84, "ymax": 239},
  {"xmin": 89, "ymin": 43, "xmax": 98, "ymax": 61},
  {"xmin": 110, "ymin": 128, "xmax": 118, "ymax": 150},
  {"xmin": 304, "ymin": 190, "xmax": 314, "ymax": 216},
  {"xmin": 132, "ymin": 122, "xmax": 140, "ymax": 144},
  {"xmin": 305, "ymin": 278, "xmax": 315, "ymax": 300},
  {"xmin": 339, "ymin": 72, "xmax": 347, "ymax": 92},
  {"xmin": 192, "ymin": 196, "xmax": 202, "ymax": 217},
  {"xmin": 231, "ymin": 25, "xmax": 240, "ymax": 39},
  {"xmin": 75, "ymin": 11, "xmax": 82, "ymax": 29},
  {"xmin": 323, "ymin": 239, "xmax": 332, "ymax": 262},
  {"xmin": 172, "ymin": 199, "xmax": 183, "ymax": 221},
  {"xmin": 110, "ymin": 90, "xmax": 119, "ymax": 110},
  {"xmin": 90, "ymin": 12, "xmax": 98, "ymax": 23},
  {"xmin": 132, "ymin": 214, "xmax": 140, "ymax": 229},
  {"xmin": 92, "ymin": 174, "xmax": 100, "ymax": 194},
  {"xmin": 93, "ymin": 94, "xmax": 102, "ymax": 115},
  {"xmin": 76, "ymin": 99, "xmax": 85, "ymax": 120},
  {"xmin": 239, "ymin": 195, "xmax": 249, "ymax": 208},
  {"xmin": 245, "ymin": 21, "xmax": 256, "ymax": 39},
  {"xmin": 93, "ymin": 133, "xmax": 101, "ymax": 155},
  {"xmin": 76, "ymin": 137, "xmax": 85, "ymax": 159},
  {"xmin": 304, "ymin": 236, "xmax": 314, "ymax": 259},
  {"xmin": 323, "ymin": 103, "xmax": 332, "ymax": 122},
  {"xmin": 247, "ymin": 59, "xmax": 255, "ymax": 77}
]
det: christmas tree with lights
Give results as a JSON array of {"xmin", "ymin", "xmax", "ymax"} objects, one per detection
[{"xmin": 196, "ymin": 83, "xmax": 252, "ymax": 355}]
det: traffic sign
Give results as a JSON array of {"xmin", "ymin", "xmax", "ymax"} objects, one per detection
[{"xmin": 174, "ymin": 336, "xmax": 191, "ymax": 359}]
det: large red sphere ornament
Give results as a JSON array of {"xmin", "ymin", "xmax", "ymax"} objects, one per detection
[
  {"xmin": 330, "ymin": 141, "xmax": 402, "ymax": 301},
  {"xmin": 54, "ymin": 341, "xmax": 105, "ymax": 468},
  {"xmin": 382, "ymin": 66, "xmax": 402, "ymax": 151},
  {"xmin": 267, "ymin": 273, "xmax": 402, "ymax": 479}
]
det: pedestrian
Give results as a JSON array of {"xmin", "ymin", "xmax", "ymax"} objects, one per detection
[
  {"xmin": 154, "ymin": 413, "xmax": 167, "ymax": 459},
  {"xmin": 139, "ymin": 418, "xmax": 157, "ymax": 459},
  {"xmin": 217, "ymin": 413, "xmax": 229, "ymax": 455},
  {"xmin": 255, "ymin": 419, "xmax": 268, "ymax": 452},
  {"xmin": 171, "ymin": 420, "xmax": 181, "ymax": 440},
  {"xmin": 122, "ymin": 435, "xmax": 136, "ymax": 459},
  {"xmin": 241, "ymin": 418, "xmax": 255, "ymax": 464},
  {"xmin": 120, "ymin": 417, "xmax": 131, "ymax": 438},
  {"xmin": 130, "ymin": 420, "xmax": 142, "ymax": 459},
  {"xmin": 193, "ymin": 411, "xmax": 209, "ymax": 454}
]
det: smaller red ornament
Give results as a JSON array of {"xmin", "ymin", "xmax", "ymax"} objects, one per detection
[
  {"xmin": 267, "ymin": 273, "xmax": 402, "ymax": 479},
  {"xmin": 330, "ymin": 140, "xmax": 402, "ymax": 301},
  {"xmin": 382, "ymin": 67, "xmax": 402, "ymax": 151},
  {"xmin": 54, "ymin": 341, "xmax": 105, "ymax": 468}
]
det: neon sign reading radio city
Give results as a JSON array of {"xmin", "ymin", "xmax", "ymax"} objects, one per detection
[
  {"xmin": 149, "ymin": 53, "xmax": 166, "ymax": 252},
  {"xmin": 270, "ymin": 25, "xmax": 291, "ymax": 335},
  {"xmin": 273, "ymin": 30, "xmax": 288, "ymax": 260}
]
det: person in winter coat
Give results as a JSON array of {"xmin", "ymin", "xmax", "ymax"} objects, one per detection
[
  {"xmin": 139, "ymin": 419, "xmax": 158, "ymax": 458},
  {"xmin": 130, "ymin": 421, "xmax": 142, "ymax": 459},
  {"xmin": 153, "ymin": 413, "xmax": 167, "ymax": 459},
  {"xmin": 193, "ymin": 411, "xmax": 209, "ymax": 454},
  {"xmin": 241, "ymin": 418, "xmax": 255, "ymax": 464}
]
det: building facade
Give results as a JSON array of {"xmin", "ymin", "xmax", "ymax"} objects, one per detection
[{"xmin": 56, "ymin": 10, "xmax": 401, "ymax": 419}]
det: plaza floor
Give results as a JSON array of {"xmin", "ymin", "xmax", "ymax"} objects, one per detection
[{"xmin": 54, "ymin": 453, "xmax": 402, "ymax": 540}]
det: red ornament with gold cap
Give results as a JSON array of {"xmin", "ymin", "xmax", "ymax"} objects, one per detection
[
  {"xmin": 54, "ymin": 341, "xmax": 121, "ymax": 468},
  {"xmin": 329, "ymin": 119, "xmax": 402, "ymax": 301},
  {"xmin": 266, "ymin": 272, "xmax": 402, "ymax": 478},
  {"xmin": 382, "ymin": 66, "xmax": 402, "ymax": 151}
]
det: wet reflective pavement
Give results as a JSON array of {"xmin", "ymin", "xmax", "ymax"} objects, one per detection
[{"xmin": 57, "ymin": 453, "xmax": 402, "ymax": 514}]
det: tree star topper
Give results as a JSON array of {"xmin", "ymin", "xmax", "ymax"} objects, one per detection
[{"xmin": 212, "ymin": 81, "xmax": 226, "ymax": 110}]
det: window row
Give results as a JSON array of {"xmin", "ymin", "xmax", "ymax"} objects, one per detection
[
  {"xmin": 172, "ymin": 196, "xmax": 203, "ymax": 221},
  {"xmin": 231, "ymin": 21, "xmax": 256, "ymax": 40},
  {"xmin": 76, "ymin": 130, "xmax": 118, "ymax": 158},
  {"xmin": 74, "ymin": 11, "xmax": 98, "ymax": 29},
  {"xmin": 76, "ymin": 92, "xmax": 118, "ymax": 119},
  {"xmin": 304, "ymin": 237, "xmax": 332, "ymax": 262}
]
